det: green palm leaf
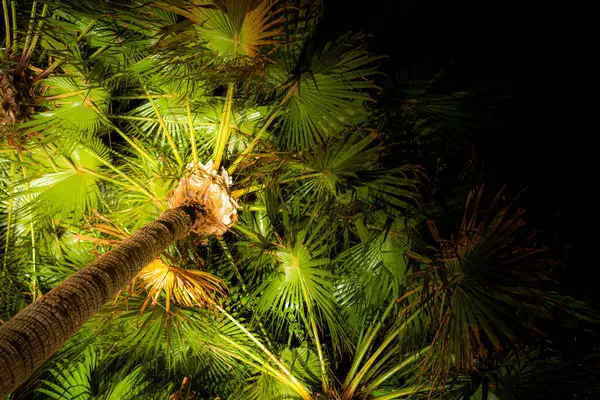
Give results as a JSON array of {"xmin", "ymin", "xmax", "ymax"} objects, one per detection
[
  {"xmin": 19, "ymin": 138, "xmax": 109, "ymax": 222},
  {"xmin": 39, "ymin": 347, "xmax": 98, "ymax": 399},
  {"xmin": 38, "ymin": 345, "xmax": 172, "ymax": 399},
  {"xmin": 2, "ymin": 1, "xmax": 592, "ymax": 399},
  {"xmin": 282, "ymin": 132, "xmax": 422, "ymax": 212},
  {"xmin": 336, "ymin": 216, "xmax": 412, "ymax": 321},
  {"xmin": 240, "ymin": 345, "xmax": 320, "ymax": 400},
  {"xmin": 254, "ymin": 238, "xmax": 337, "ymax": 338},
  {"xmin": 272, "ymin": 33, "xmax": 382, "ymax": 150},
  {"xmin": 22, "ymin": 66, "xmax": 110, "ymax": 138}
]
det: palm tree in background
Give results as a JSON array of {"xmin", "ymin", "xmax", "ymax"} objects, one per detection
[{"xmin": 1, "ymin": 0, "xmax": 597, "ymax": 398}]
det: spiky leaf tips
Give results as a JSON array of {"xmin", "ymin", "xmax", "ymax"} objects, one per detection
[
  {"xmin": 410, "ymin": 187, "xmax": 555, "ymax": 384},
  {"xmin": 134, "ymin": 258, "xmax": 226, "ymax": 313}
]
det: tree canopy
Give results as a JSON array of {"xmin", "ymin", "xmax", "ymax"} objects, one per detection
[{"xmin": 1, "ymin": 0, "xmax": 598, "ymax": 399}]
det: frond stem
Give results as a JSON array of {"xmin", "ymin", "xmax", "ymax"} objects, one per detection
[
  {"xmin": 230, "ymin": 174, "xmax": 321, "ymax": 199},
  {"xmin": 363, "ymin": 347, "xmax": 430, "ymax": 393},
  {"xmin": 213, "ymin": 83, "xmax": 235, "ymax": 170},
  {"xmin": 217, "ymin": 305, "xmax": 307, "ymax": 392},
  {"xmin": 88, "ymin": 44, "xmax": 108, "ymax": 60},
  {"xmin": 2, "ymin": 0, "xmax": 10, "ymax": 57},
  {"xmin": 228, "ymin": 87, "xmax": 295, "ymax": 175},
  {"xmin": 217, "ymin": 238, "xmax": 273, "ymax": 348},
  {"xmin": 344, "ymin": 299, "xmax": 398, "ymax": 387},
  {"xmin": 83, "ymin": 150, "xmax": 163, "ymax": 206},
  {"xmin": 36, "ymin": 89, "xmax": 90, "ymax": 102},
  {"xmin": 22, "ymin": 3, "xmax": 48, "ymax": 63},
  {"xmin": 29, "ymin": 210, "xmax": 38, "ymax": 301},
  {"xmin": 112, "ymin": 94, "xmax": 175, "ymax": 100},
  {"xmin": 78, "ymin": 167, "xmax": 156, "ymax": 198},
  {"xmin": 34, "ymin": 20, "xmax": 96, "ymax": 82},
  {"xmin": 17, "ymin": 155, "xmax": 40, "ymax": 301},
  {"xmin": 110, "ymin": 115, "xmax": 214, "ymax": 125},
  {"xmin": 88, "ymin": 105, "xmax": 158, "ymax": 168},
  {"xmin": 10, "ymin": 1, "xmax": 16, "ymax": 54},
  {"xmin": 343, "ymin": 312, "xmax": 418, "ymax": 399},
  {"xmin": 142, "ymin": 84, "xmax": 183, "ymax": 166},
  {"xmin": 373, "ymin": 385, "xmax": 449, "ymax": 400},
  {"xmin": 2, "ymin": 154, "xmax": 15, "ymax": 273},
  {"xmin": 186, "ymin": 99, "xmax": 198, "ymax": 167},
  {"xmin": 217, "ymin": 340, "xmax": 312, "ymax": 399},
  {"xmin": 21, "ymin": 1, "xmax": 37, "ymax": 61}
]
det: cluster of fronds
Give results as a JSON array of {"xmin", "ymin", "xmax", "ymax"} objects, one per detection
[{"xmin": 1, "ymin": 0, "xmax": 596, "ymax": 399}]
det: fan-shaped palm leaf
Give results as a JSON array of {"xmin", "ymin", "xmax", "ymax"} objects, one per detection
[
  {"xmin": 102, "ymin": 297, "xmax": 247, "ymax": 384},
  {"xmin": 456, "ymin": 349, "xmax": 600, "ymax": 400},
  {"xmin": 151, "ymin": 0, "xmax": 284, "ymax": 66},
  {"xmin": 335, "ymin": 215, "xmax": 412, "ymax": 322},
  {"xmin": 240, "ymin": 344, "xmax": 321, "ymax": 400},
  {"xmin": 15, "ymin": 137, "xmax": 110, "ymax": 223},
  {"xmin": 38, "ymin": 346, "xmax": 172, "ymax": 399},
  {"xmin": 412, "ymin": 187, "xmax": 552, "ymax": 382},
  {"xmin": 283, "ymin": 132, "xmax": 422, "ymax": 212},
  {"xmin": 133, "ymin": 258, "xmax": 226, "ymax": 313},
  {"xmin": 272, "ymin": 33, "xmax": 382, "ymax": 150},
  {"xmin": 23, "ymin": 66, "xmax": 110, "ymax": 138}
]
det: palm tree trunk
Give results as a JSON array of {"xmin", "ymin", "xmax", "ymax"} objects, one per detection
[{"xmin": 0, "ymin": 205, "xmax": 202, "ymax": 397}]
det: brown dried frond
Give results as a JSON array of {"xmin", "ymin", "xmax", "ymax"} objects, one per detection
[
  {"xmin": 73, "ymin": 210, "xmax": 130, "ymax": 247},
  {"xmin": 1, "ymin": 70, "xmax": 33, "ymax": 145}
]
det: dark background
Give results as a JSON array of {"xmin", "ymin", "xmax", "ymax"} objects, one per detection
[{"xmin": 322, "ymin": 0, "xmax": 594, "ymax": 301}]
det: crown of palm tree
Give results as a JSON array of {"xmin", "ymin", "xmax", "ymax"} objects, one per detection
[{"xmin": 168, "ymin": 160, "xmax": 239, "ymax": 236}]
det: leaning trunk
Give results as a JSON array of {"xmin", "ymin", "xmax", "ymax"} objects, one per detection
[{"xmin": 0, "ymin": 205, "xmax": 201, "ymax": 397}]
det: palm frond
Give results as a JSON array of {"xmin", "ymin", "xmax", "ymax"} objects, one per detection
[
  {"xmin": 272, "ymin": 33, "xmax": 382, "ymax": 150},
  {"xmin": 456, "ymin": 349, "xmax": 600, "ymax": 400},
  {"xmin": 38, "ymin": 345, "xmax": 173, "ymax": 399},
  {"xmin": 239, "ymin": 344, "xmax": 320, "ymax": 400},
  {"xmin": 253, "ymin": 215, "xmax": 349, "ymax": 357},
  {"xmin": 146, "ymin": 0, "xmax": 285, "ymax": 81},
  {"xmin": 282, "ymin": 131, "xmax": 422, "ymax": 213},
  {"xmin": 16, "ymin": 138, "xmax": 110, "ymax": 223},
  {"xmin": 100, "ymin": 296, "xmax": 247, "ymax": 388},
  {"xmin": 133, "ymin": 258, "xmax": 226, "ymax": 314},
  {"xmin": 335, "ymin": 216, "xmax": 412, "ymax": 322},
  {"xmin": 412, "ymin": 187, "xmax": 553, "ymax": 382},
  {"xmin": 23, "ymin": 66, "xmax": 110, "ymax": 138}
]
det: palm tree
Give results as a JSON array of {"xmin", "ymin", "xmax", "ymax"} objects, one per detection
[
  {"xmin": 0, "ymin": 205, "xmax": 202, "ymax": 394},
  {"xmin": 1, "ymin": 0, "xmax": 597, "ymax": 398}
]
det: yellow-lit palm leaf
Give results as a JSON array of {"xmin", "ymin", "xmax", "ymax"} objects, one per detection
[{"xmin": 135, "ymin": 259, "xmax": 226, "ymax": 314}]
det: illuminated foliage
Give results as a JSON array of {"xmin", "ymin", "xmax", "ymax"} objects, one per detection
[{"xmin": 0, "ymin": 0, "xmax": 595, "ymax": 399}]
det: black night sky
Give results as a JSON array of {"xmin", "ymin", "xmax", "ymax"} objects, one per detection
[{"xmin": 323, "ymin": 0, "xmax": 594, "ymax": 301}]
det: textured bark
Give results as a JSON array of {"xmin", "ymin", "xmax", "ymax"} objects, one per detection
[{"xmin": 0, "ymin": 205, "xmax": 201, "ymax": 397}]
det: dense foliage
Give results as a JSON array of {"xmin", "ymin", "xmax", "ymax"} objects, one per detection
[{"xmin": 1, "ymin": 0, "xmax": 597, "ymax": 398}]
